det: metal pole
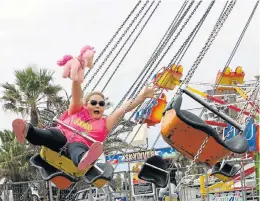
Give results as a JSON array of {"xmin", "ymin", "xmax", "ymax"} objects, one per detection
[
  {"xmin": 128, "ymin": 163, "xmax": 133, "ymax": 201},
  {"xmin": 168, "ymin": 173, "xmax": 172, "ymax": 201},
  {"xmin": 48, "ymin": 181, "xmax": 54, "ymax": 201},
  {"xmin": 89, "ymin": 185, "xmax": 93, "ymax": 201},
  {"xmin": 182, "ymin": 89, "xmax": 243, "ymax": 130},
  {"xmin": 205, "ymin": 167, "xmax": 210, "ymax": 201},
  {"xmin": 240, "ymin": 162, "xmax": 247, "ymax": 200}
]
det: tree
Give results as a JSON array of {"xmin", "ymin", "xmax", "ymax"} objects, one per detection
[
  {"xmin": 0, "ymin": 130, "xmax": 35, "ymax": 200},
  {"xmin": 0, "ymin": 66, "xmax": 64, "ymax": 126}
]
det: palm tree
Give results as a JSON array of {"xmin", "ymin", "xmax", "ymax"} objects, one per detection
[
  {"xmin": 0, "ymin": 130, "xmax": 35, "ymax": 200},
  {"xmin": 0, "ymin": 66, "xmax": 64, "ymax": 126}
]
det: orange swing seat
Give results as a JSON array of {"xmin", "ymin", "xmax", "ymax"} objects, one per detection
[
  {"xmin": 137, "ymin": 90, "xmax": 249, "ymax": 188},
  {"xmin": 160, "ymin": 94, "xmax": 248, "ymax": 166},
  {"xmin": 152, "ymin": 64, "xmax": 183, "ymax": 90},
  {"xmin": 135, "ymin": 93, "xmax": 167, "ymax": 126},
  {"xmin": 215, "ymin": 66, "xmax": 245, "ymax": 91}
]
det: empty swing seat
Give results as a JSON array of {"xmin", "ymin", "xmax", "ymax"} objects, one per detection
[
  {"xmin": 210, "ymin": 162, "xmax": 241, "ymax": 182},
  {"xmin": 161, "ymin": 95, "xmax": 249, "ymax": 166},
  {"xmin": 30, "ymin": 154, "xmax": 79, "ymax": 189},
  {"xmin": 138, "ymin": 155, "xmax": 169, "ymax": 187},
  {"xmin": 84, "ymin": 163, "xmax": 114, "ymax": 188}
]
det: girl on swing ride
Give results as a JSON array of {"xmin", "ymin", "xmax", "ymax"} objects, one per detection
[{"xmin": 11, "ymin": 45, "xmax": 160, "ymax": 172}]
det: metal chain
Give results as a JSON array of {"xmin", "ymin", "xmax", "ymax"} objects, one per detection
[
  {"xmin": 101, "ymin": 2, "xmax": 197, "ymax": 167},
  {"xmin": 81, "ymin": 1, "xmax": 142, "ymax": 82},
  {"xmin": 144, "ymin": 0, "xmax": 216, "ymax": 148},
  {"xmin": 129, "ymin": 0, "xmax": 202, "ymax": 115},
  {"xmin": 107, "ymin": 0, "xmax": 199, "ymax": 138},
  {"xmin": 101, "ymin": 1, "xmax": 161, "ymax": 92},
  {"xmin": 225, "ymin": 81, "xmax": 260, "ymax": 139},
  {"xmin": 226, "ymin": 98, "xmax": 259, "ymax": 160},
  {"xmin": 120, "ymin": 0, "xmax": 198, "ymax": 115},
  {"xmin": 57, "ymin": 1, "xmax": 149, "ymax": 153},
  {"xmin": 163, "ymin": 1, "xmax": 236, "ymax": 190},
  {"xmin": 108, "ymin": 1, "xmax": 204, "ymax": 171},
  {"xmin": 181, "ymin": 1, "xmax": 236, "ymax": 87},
  {"xmin": 81, "ymin": 1, "xmax": 149, "ymax": 94},
  {"xmin": 175, "ymin": 135, "xmax": 209, "ymax": 191},
  {"xmin": 55, "ymin": 0, "xmax": 184, "ymax": 154},
  {"xmin": 169, "ymin": 0, "xmax": 217, "ymax": 67},
  {"xmin": 112, "ymin": 0, "xmax": 192, "ymax": 112},
  {"xmin": 91, "ymin": 1, "xmax": 158, "ymax": 91},
  {"xmin": 199, "ymin": 0, "xmax": 259, "ymax": 119}
]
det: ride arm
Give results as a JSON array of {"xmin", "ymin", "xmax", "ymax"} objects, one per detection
[
  {"xmin": 106, "ymin": 94, "xmax": 146, "ymax": 133},
  {"xmin": 68, "ymin": 81, "xmax": 83, "ymax": 115}
]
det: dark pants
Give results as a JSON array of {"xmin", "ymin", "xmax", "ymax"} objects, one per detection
[{"xmin": 26, "ymin": 124, "xmax": 89, "ymax": 166}]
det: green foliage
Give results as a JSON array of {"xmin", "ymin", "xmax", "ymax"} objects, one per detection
[
  {"xmin": 0, "ymin": 130, "xmax": 35, "ymax": 181},
  {"xmin": 0, "ymin": 66, "xmax": 65, "ymax": 126}
]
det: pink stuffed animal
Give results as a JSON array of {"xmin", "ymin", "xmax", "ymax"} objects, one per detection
[{"xmin": 57, "ymin": 45, "xmax": 96, "ymax": 83}]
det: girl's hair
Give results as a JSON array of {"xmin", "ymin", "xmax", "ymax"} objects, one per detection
[
  {"xmin": 84, "ymin": 91, "xmax": 105, "ymax": 104},
  {"xmin": 57, "ymin": 54, "xmax": 73, "ymax": 66}
]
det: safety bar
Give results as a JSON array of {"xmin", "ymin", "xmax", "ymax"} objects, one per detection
[
  {"xmin": 182, "ymin": 89, "xmax": 244, "ymax": 131},
  {"xmin": 53, "ymin": 117, "xmax": 99, "ymax": 143},
  {"xmin": 144, "ymin": 162, "xmax": 169, "ymax": 174}
]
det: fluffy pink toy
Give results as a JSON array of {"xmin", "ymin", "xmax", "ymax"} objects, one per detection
[{"xmin": 57, "ymin": 45, "xmax": 96, "ymax": 83}]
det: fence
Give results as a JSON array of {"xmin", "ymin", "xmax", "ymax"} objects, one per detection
[{"xmin": 0, "ymin": 163, "xmax": 259, "ymax": 201}]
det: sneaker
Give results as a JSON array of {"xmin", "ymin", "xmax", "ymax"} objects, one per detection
[
  {"xmin": 12, "ymin": 119, "xmax": 28, "ymax": 143},
  {"xmin": 78, "ymin": 142, "xmax": 103, "ymax": 171}
]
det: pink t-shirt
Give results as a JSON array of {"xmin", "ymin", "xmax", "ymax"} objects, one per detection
[{"xmin": 56, "ymin": 106, "xmax": 108, "ymax": 147}]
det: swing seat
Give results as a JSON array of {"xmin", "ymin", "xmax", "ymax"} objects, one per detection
[
  {"xmin": 84, "ymin": 163, "xmax": 114, "ymax": 188},
  {"xmin": 30, "ymin": 154, "xmax": 78, "ymax": 189},
  {"xmin": 152, "ymin": 65, "xmax": 183, "ymax": 90},
  {"xmin": 40, "ymin": 146, "xmax": 90, "ymax": 177},
  {"xmin": 210, "ymin": 162, "xmax": 241, "ymax": 182},
  {"xmin": 215, "ymin": 66, "xmax": 245, "ymax": 90},
  {"xmin": 135, "ymin": 94, "xmax": 167, "ymax": 126},
  {"xmin": 161, "ymin": 95, "xmax": 249, "ymax": 166},
  {"xmin": 138, "ymin": 155, "xmax": 168, "ymax": 187}
]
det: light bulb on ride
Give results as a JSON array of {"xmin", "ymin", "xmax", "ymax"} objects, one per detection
[
  {"xmin": 177, "ymin": 65, "xmax": 183, "ymax": 73},
  {"xmin": 235, "ymin": 66, "xmax": 243, "ymax": 74},
  {"xmin": 224, "ymin": 67, "xmax": 231, "ymax": 75}
]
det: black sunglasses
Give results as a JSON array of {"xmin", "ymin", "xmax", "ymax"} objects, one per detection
[{"xmin": 89, "ymin": 100, "xmax": 106, "ymax": 107}]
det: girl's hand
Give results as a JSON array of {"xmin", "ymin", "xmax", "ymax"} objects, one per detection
[{"xmin": 140, "ymin": 85, "xmax": 161, "ymax": 99}]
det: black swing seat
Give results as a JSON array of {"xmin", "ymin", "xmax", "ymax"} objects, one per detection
[
  {"xmin": 30, "ymin": 154, "xmax": 79, "ymax": 182},
  {"xmin": 83, "ymin": 162, "xmax": 114, "ymax": 184},
  {"xmin": 138, "ymin": 155, "xmax": 169, "ymax": 188},
  {"xmin": 210, "ymin": 162, "xmax": 241, "ymax": 182},
  {"xmin": 170, "ymin": 95, "xmax": 248, "ymax": 154}
]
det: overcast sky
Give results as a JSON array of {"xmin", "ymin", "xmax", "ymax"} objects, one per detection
[{"xmin": 0, "ymin": 0, "xmax": 259, "ymax": 159}]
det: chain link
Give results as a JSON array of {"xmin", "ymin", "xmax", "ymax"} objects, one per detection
[
  {"xmin": 224, "ymin": 81, "xmax": 259, "ymax": 139},
  {"xmin": 119, "ymin": 0, "xmax": 197, "ymax": 114},
  {"xmin": 109, "ymin": 1, "xmax": 203, "ymax": 172},
  {"xmin": 57, "ymin": 1, "xmax": 149, "ymax": 154},
  {"xmin": 81, "ymin": 1, "xmax": 149, "ymax": 94},
  {"xmin": 164, "ymin": 1, "xmax": 236, "ymax": 191},
  {"xmin": 112, "ymin": 0, "xmax": 194, "ymax": 112},
  {"xmin": 101, "ymin": 1, "xmax": 162, "ymax": 92},
  {"xmin": 107, "ymin": 0, "xmax": 198, "ymax": 138},
  {"xmin": 167, "ymin": 0, "xmax": 214, "ymax": 66},
  {"xmin": 175, "ymin": 135, "xmax": 209, "ymax": 191},
  {"xmin": 181, "ymin": 1, "xmax": 236, "ymax": 87},
  {"xmin": 81, "ymin": 1, "xmax": 142, "ymax": 83},
  {"xmin": 150, "ymin": 1, "xmax": 215, "ymax": 148},
  {"xmin": 92, "ymin": 1, "xmax": 158, "ymax": 91}
]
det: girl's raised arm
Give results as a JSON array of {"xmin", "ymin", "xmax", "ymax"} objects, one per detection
[{"xmin": 68, "ymin": 81, "xmax": 83, "ymax": 115}]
